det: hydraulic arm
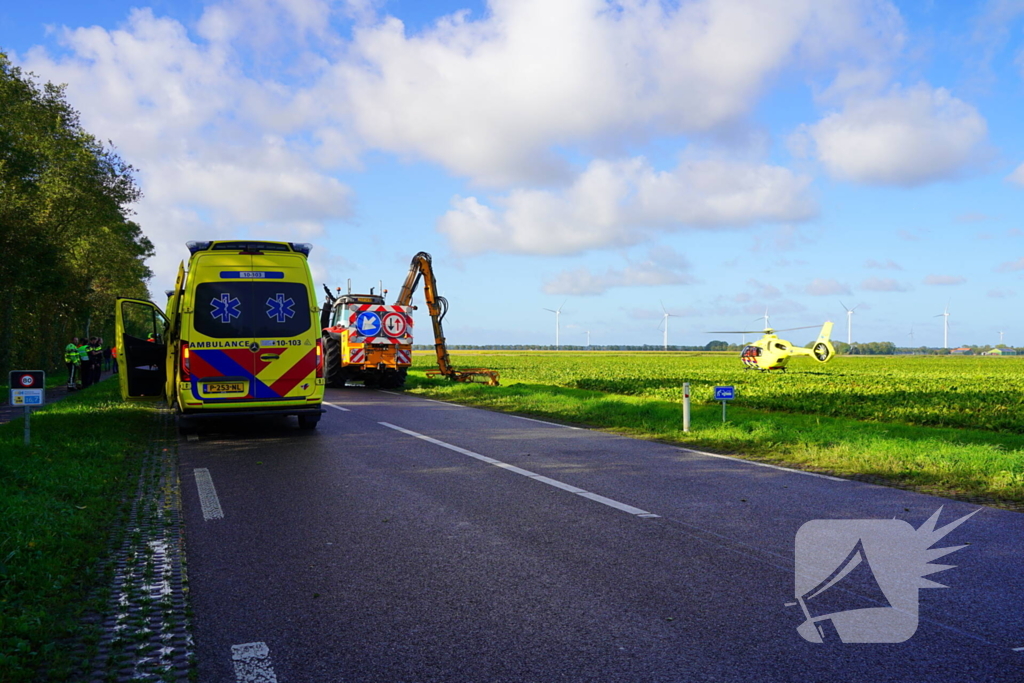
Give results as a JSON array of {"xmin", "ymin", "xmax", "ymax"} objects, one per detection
[{"xmin": 396, "ymin": 252, "xmax": 499, "ymax": 386}]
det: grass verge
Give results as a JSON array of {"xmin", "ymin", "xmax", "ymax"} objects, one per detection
[
  {"xmin": 404, "ymin": 375, "xmax": 1024, "ymax": 508},
  {"xmin": 0, "ymin": 379, "xmax": 162, "ymax": 681}
]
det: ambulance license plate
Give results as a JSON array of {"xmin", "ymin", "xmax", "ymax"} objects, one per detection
[{"xmin": 204, "ymin": 382, "xmax": 244, "ymax": 394}]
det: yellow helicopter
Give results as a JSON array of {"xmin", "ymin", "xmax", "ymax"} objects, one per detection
[{"xmin": 708, "ymin": 321, "xmax": 836, "ymax": 371}]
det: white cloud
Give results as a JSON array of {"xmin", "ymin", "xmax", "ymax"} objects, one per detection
[
  {"xmin": 988, "ymin": 288, "xmax": 1015, "ymax": 298},
  {"xmin": 924, "ymin": 274, "xmax": 967, "ymax": 286},
  {"xmin": 1008, "ymin": 163, "xmax": 1024, "ymax": 186},
  {"xmin": 804, "ymin": 278, "xmax": 851, "ymax": 296},
  {"xmin": 331, "ymin": 0, "xmax": 905, "ymax": 185},
  {"xmin": 861, "ymin": 276, "xmax": 909, "ymax": 292},
  {"xmin": 802, "ymin": 84, "xmax": 988, "ymax": 186},
  {"xmin": 996, "ymin": 257, "xmax": 1024, "ymax": 272},
  {"xmin": 865, "ymin": 258, "xmax": 902, "ymax": 270},
  {"xmin": 438, "ymin": 157, "xmax": 815, "ymax": 255},
  {"xmin": 19, "ymin": 8, "xmax": 354, "ymax": 288},
  {"xmin": 542, "ymin": 246, "xmax": 696, "ymax": 296}
]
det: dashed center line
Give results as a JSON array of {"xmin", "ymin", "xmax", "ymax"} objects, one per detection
[
  {"xmin": 378, "ymin": 421, "xmax": 658, "ymax": 518},
  {"xmin": 193, "ymin": 468, "xmax": 224, "ymax": 521},
  {"xmin": 323, "ymin": 403, "xmax": 350, "ymax": 412},
  {"xmin": 231, "ymin": 642, "xmax": 278, "ymax": 683}
]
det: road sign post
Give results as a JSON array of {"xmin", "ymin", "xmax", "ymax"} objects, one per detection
[
  {"xmin": 682, "ymin": 382, "xmax": 691, "ymax": 433},
  {"xmin": 713, "ymin": 385, "xmax": 734, "ymax": 423},
  {"xmin": 10, "ymin": 371, "xmax": 45, "ymax": 445}
]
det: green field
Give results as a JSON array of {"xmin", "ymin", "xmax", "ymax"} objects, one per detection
[{"xmin": 405, "ymin": 351, "xmax": 1024, "ymax": 507}]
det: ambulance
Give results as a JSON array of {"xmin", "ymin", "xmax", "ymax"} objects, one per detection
[{"xmin": 115, "ymin": 240, "xmax": 325, "ymax": 430}]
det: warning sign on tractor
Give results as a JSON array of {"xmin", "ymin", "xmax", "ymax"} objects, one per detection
[{"xmin": 382, "ymin": 312, "xmax": 407, "ymax": 337}]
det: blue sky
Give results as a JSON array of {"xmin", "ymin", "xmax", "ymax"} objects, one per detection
[{"xmin": 4, "ymin": 0, "xmax": 1024, "ymax": 348}]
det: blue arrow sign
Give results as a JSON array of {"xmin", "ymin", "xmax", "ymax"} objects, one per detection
[
  {"xmin": 355, "ymin": 311, "xmax": 382, "ymax": 336},
  {"xmin": 714, "ymin": 386, "xmax": 735, "ymax": 401}
]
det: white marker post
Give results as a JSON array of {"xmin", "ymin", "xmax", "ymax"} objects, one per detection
[
  {"xmin": 682, "ymin": 382, "xmax": 691, "ymax": 433},
  {"xmin": 10, "ymin": 371, "xmax": 45, "ymax": 445}
]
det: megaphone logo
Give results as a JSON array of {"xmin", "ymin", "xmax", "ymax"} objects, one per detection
[{"xmin": 791, "ymin": 507, "xmax": 978, "ymax": 643}]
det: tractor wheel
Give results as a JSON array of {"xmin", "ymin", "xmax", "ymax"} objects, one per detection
[
  {"xmin": 324, "ymin": 337, "xmax": 345, "ymax": 387},
  {"xmin": 384, "ymin": 369, "xmax": 408, "ymax": 389}
]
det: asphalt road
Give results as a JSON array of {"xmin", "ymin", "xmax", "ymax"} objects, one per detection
[{"xmin": 178, "ymin": 388, "xmax": 1024, "ymax": 682}]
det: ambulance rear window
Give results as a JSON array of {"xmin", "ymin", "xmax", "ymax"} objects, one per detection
[{"xmin": 194, "ymin": 282, "xmax": 311, "ymax": 338}]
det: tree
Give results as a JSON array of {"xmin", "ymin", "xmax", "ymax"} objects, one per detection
[{"xmin": 0, "ymin": 53, "xmax": 152, "ymax": 376}]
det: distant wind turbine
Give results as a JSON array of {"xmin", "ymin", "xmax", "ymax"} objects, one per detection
[
  {"xmin": 934, "ymin": 302, "xmax": 950, "ymax": 349},
  {"xmin": 659, "ymin": 302, "xmax": 680, "ymax": 350},
  {"xmin": 999, "ymin": 330, "xmax": 1005, "ymax": 345},
  {"xmin": 841, "ymin": 301, "xmax": 860, "ymax": 345},
  {"xmin": 908, "ymin": 325, "xmax": 914, "ymax": 344},
  {"xmin": 543, "ymin": 301, "xmax": 566, "ymax": 349},
  {"xmin": 756, "ymin": 308, "xmax": 770, "ymax": 330}
]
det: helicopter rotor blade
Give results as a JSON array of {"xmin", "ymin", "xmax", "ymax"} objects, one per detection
[{"xmin": 772, "ymin": 325, "xmax": 821, "ymax": 332}]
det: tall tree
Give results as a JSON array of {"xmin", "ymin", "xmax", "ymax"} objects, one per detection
[{"xmin": 0, "ymin": 52, "xmax": 152, "ymax": 377}]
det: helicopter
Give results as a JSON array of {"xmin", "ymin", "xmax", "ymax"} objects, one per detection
[{"xmin": 707, "ymin": 321, "xmax": 836, "ymax": 371}]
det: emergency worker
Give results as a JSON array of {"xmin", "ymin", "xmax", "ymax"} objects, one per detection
[
  {"xmin": 78, "ymin": 338, "xmax": 92, "ymax": 388},
  {"xmin": 89, "ymin": 337, "xmax": 104, "ymax": 385},
  {"xmin": 65, "ymin": 336, "xmax": 81, "ymax": 390}
]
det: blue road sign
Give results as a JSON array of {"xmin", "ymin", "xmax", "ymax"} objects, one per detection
[
  {"xmin": 714, "ymin": 385, "xmax": 735, "ymax": 401},
  {"xmin": 355, "ymin": 311, "xmax": 382, "ymax": 336}
]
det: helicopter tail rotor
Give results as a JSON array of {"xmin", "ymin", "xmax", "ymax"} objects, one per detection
[{"xmin": 811, "ymin": 321, "xmax": 836, "ymax": 363}]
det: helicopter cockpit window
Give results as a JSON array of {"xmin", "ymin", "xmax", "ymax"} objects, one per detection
[{"xmin": 741, "ymin": 346, "xmax": 761, "ymax": 359}]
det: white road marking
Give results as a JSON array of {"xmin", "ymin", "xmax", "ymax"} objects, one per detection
[
  {"xmin": 231, "ymin": 642, "xmax": 278, "ymax": 683},
  {"xmin": 1013, "ymin": 647, "xmax": 1024, "ymax": 651},
  {"xmin": 378, "ymin": 421, "xmax": 658, "ymax": 518},
  {"xmin": 507, "ymin": 413, "xmax": 583, "ymax": 430},
  {"xmin": 193, "ymin": 468, "xmax": 224, "ymax": 521},
  {"xmin": 679, "ymin": 446, "xmax": 846, "ymax": 481},
  {"xmin": 186, "ymin": 433, "xmax": 198, "ymax": 442},
  {"xmin": 323, "ymin": 403, "xmax": 350, "ymax": 412}
]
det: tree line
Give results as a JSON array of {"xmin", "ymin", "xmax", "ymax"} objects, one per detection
[{"xmin": 0, "ymin": 52, "xmax": 152, "ymax": 378}]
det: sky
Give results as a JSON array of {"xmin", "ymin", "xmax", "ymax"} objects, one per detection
[{"xmin": 3, "ymin": 0, "xmax": 1024, "ymax": 348}]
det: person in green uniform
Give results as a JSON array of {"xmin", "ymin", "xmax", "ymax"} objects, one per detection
[
  {"xmin": 78, "ymin": 339, "xmax": 92, "ymax": 388},
  {"xmin": 64, "ymin": 336, "xmax": 81, "ymax": 390}
]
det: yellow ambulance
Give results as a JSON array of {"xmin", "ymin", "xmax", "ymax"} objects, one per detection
[{"xmin": 115, "ymin": 240, "xmax": 325, "ymax": 430}]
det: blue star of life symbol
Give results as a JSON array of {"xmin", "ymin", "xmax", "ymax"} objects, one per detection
[
  {"xmin": 266, "ymin": 293, "xmax": 295, "ymax": 323},
  {"xmin": 210, "ymin": 293, "xmax": 242, "ymax": 323}
]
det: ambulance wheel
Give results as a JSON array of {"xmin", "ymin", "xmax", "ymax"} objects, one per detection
[
  {"xmin": 324, "ymin": 337, "xmax": 345, "ymax": 388},
  {"xmin": 298, "ymin": 414, "xmax": 320, "ymax": 430}
]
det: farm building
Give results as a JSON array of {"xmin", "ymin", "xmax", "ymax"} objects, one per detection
[
  {"xmin": 982, "ymin": 347, "xmax": 1017, "ymax": 356},
  {"xmin": 951, "ymin": 347, "xmax": 973, "ymax": 355}
]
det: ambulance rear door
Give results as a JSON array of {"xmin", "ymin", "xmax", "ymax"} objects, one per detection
[{"xmin": 115, "ymin": 298, "xmax": 169, "ymax": 400}]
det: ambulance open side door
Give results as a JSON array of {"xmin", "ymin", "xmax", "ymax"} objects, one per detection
[{"xmin": 115, "ymin": 298, "xmax": 170, "ymax": 400}]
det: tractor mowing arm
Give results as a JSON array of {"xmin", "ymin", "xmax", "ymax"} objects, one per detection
[{"xmin": 395, "ymin": 252, "xmax": 499, "ymax": 386}]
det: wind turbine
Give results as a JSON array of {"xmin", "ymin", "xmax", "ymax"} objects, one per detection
[
  {"xmin": 659, "ymin": 302, "xmax": 680, "ymax": 351},
  {"xmin": 934, "ymin": 302, "xmax": 950, "ymax": 349},
  {"xmin": 756, "ymin": 308, "xmax": 770, "ymax": 330},
  {"xmin": 543, "ymin": 301, "xmax": 566, "ymax": 349},
  {"xmin": 999, "ymin": 330, "xmax": 1005, "ymax": 345},
  {"xmin": 841, "ymin": 301, "xmax": 860, "ymax": 345},
  {"xmin": 908, "ymin": 325, "xmax": 914, "ymax": 345}
]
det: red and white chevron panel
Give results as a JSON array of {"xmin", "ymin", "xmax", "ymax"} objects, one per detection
[
  {"xmin": 347, "ymin": 304, "xmax": 414, "ymax": 344},
  {"xmin": 396, "ymin": 348, "xmax": 411, "ymax": 365},
  {"xmin": 348, "ymin": 348, "xmax": 365, "ymax": 363}
]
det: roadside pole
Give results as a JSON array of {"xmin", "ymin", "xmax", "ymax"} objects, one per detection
[
  {"xmin": 10, "ymin": 371, "xmax": 45, "ymax": 445},
  {"xmin": 713, "ymin": 385, "xmax": 734, "ymax": 424},
  {"xmin": 682, "ymin": 382, "xmax": 690, "ymax": 432}
]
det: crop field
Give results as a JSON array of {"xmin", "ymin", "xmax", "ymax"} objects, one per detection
[
  {"xmin": 405, "ymin": 351, "xmax": 1024, "ymax": 506},
  {"xmin": 416, "ymin": 352, "xmax": 1024, "ymax": 432}
]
